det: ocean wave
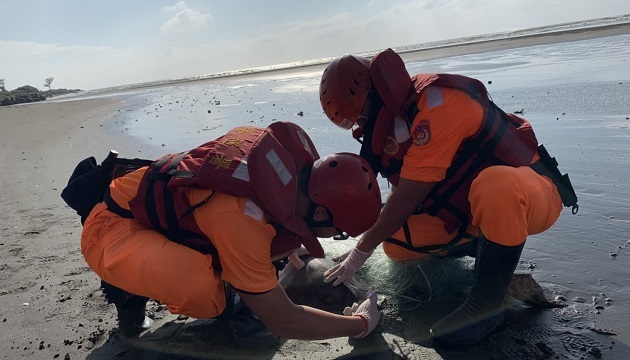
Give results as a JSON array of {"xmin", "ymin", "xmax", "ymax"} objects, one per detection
[{"xmin": 63, "ymin": 14, "xmax": 630, "ymax": 99}]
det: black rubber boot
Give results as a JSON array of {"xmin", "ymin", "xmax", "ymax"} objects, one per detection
[
  {"xmin": 217, "ymin": 282, "xmax": 243, "ymax": 320},
  {"xmin": 430, "ymin": 236, "xmax": 524, "ymax": 345},
  {"xmin": 101, "ymin": 280, "xmax": 155, "ymax": 337},
  {"xmin": 229, "ymin": 304, "xmax": 279, "ymax": 348}
]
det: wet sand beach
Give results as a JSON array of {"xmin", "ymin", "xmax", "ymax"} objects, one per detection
[{"xmin": 1, "ymin": 23, "xmax": 630, "ymax": 359}]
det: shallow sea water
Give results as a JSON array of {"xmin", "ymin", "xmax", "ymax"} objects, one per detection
[{"xmin": 77, "ymin": 33, "xmax": 630, "ymax": 353}]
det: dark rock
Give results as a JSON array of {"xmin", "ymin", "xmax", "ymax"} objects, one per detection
[
  {"xmin": 535, "ymin": 341, "xmax": 555, "ymax": 356},
  {"xmin": 507, "ymin": 273, "xmax": 566, "ymax": 308}
]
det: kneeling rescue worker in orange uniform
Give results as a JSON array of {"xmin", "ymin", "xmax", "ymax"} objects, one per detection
[
  {"xmin": 75, "ymin": 122, "xmax": 382, "ymax": 344},
  {"xmin": 318, "ymin": 49, "xmax": 579, "ymax": 345}
]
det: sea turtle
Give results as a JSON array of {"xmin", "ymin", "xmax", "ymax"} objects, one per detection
[
  {"xmin": 279, "ymin": 256, "xmax": 369, "ymax": 314},
  {"xmin": 279, "ymin": 256, "xmax": 563, "ymax": 315}
]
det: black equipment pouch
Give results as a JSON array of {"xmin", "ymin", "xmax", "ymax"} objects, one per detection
[
  {"xmin": 61, "ymin": 151, "xmax": 153, "ymax": 224},
  {"xmin": 530, "ymin": 145, "xmax": 579, "ymax": 214}
]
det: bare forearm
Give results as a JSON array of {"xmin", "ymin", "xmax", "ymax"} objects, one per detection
[
  {"xmin": 271, "ymin": 305, "xmax": 365, "ymax": 340},
  {"xmin": 240, "ymin": 286, "xmax": 365, "ymax": 340}
]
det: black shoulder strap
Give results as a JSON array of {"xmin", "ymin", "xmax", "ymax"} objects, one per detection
[
  {"xmin": 102, "ymin": 157, "xmax": 155, "ymax": 219},
  {"xmin": 114, "ymin": 158, "xmax": 154, "ymax": 167},
  {"xmin": 384, "ymin": 221, "xmax": 477, "ymax": 254},
  {"xmin": 144, "ymin": 153, "xmax": 185, "ymax": 234}
]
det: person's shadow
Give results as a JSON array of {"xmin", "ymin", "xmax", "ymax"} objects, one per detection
[
  {"xmin": 85, "ymin": 316, "xmax": 285, "ymax": 360},
  {"xmin": 84, "ymin": 316, "xmax": 408, "ymax": 360},
  {"xmin": 85, "ymin": 256, "xmax": 629, "ymax": 360},
  {"xmin": 84, "ymin": 295, "xmax": 627, "ymax": 360}
]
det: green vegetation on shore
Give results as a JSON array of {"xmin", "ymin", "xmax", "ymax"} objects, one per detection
[{"xmin": 0, "ymin": 78, "xmax": 82, "ymax": 106}]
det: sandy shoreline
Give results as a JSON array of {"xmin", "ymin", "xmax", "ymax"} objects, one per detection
[{"xmin": 1, "ymin": 25, "xmax": 630, "ymax": 359}]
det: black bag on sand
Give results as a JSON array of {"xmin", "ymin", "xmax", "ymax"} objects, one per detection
[{"xmin": 61, "ymin": 150, "xmax": 152, "ymax": 224}]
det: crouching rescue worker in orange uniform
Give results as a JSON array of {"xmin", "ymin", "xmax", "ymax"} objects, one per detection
[
  {"xmin": 77, "ymin": 122, "xmax": 383, "ymax": 344},
  {"xmin": 318, "ymin": 49, "xmax": 579, "ymax": 345}
]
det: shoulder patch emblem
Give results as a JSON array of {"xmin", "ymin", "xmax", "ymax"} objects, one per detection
[
  {"xmin": 383, "ymin": 136, "xmax": 400, "ymax": 156},
  {"xmin": 412, "ymin": 120, "xmax": 431, "ymax": 146}
]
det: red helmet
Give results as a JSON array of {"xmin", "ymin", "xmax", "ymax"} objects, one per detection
[
  {"xmin": 319, "ymin": 55, "xmax": 372, "ymax": 130},
  {"xmin": 308, "ymin": 153, "xmax": 381, "ymax": 236}
]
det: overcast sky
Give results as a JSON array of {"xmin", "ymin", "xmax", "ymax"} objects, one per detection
[{"xmin": 1, "ymin": 0, "xmax": 629, "ymax": 91}]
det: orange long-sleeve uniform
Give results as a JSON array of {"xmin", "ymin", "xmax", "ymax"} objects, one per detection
[
  {"xmin": 383, "ymin": 86, "xmax": 563, "ymax": 260},
  {"xmin": 81, "ymin": 167, "xmax": 279, "ymax": 318}
]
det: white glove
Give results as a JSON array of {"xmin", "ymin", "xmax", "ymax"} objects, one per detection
[
  {"xmin": 331, "ymin": 248, "xmax": 352, "ymax": 262},
  {"xmin": 324, "ymin": 247, "xmax": 372, "ymax": 286},
  {"xmin": 344, "ymin": 291, "xmax": 379, "ymax": 339}
]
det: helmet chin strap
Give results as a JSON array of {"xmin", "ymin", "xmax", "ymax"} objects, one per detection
[
  {"xmin": 305, "ymin": 202, "xmax": 347, "ymax": 239},
  {"xmin": 305, "ymin": 201, "xmax": 333, "ymax": 228}
]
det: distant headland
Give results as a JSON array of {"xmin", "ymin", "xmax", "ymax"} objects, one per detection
[{"xmin": 0, "ymin": 79, "xmax": 82, "ymax": 106}]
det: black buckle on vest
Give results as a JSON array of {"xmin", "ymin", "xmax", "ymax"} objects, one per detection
[{"xmin": 530, "ymin": 145, "xmax": 579, "ymax": 214}]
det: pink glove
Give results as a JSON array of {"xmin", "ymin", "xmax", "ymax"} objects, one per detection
[
  {"xmin": 287, "ymin": 246, "xmax": 310, "ymax": 270},
  {"xmin": 344, "ymin": 291, "xmax": 379, "ymax": 339},
  {"xmin": 324, "ymin": 247, "xmax": 372, "ymax": 286},
  {"xmin": 288, "ymin": 251, "xmax": 305, "ymax": 270}
]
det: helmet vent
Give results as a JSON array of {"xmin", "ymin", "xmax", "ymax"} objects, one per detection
[
  {"xmin": 348, "ymin": 87, "xmax": 356, "ymax": 96},
  {"xmin": 352, "ymin": 78, "xmax": 359, "ymax": 85},
  {"xmin": 329, "ymin": 160, "xmax": 338, "ymax": 168},
  {"xmin": 368, "ymin": 183, "xmax": 373, "ymax": 190}
]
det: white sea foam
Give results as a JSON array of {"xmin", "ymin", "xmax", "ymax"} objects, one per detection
[{"xmin": 57, "ymin": 14, "xmax": 630, "ymax": 98}]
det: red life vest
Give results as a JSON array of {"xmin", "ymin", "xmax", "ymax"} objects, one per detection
[
  {"xmin": 364, "ymin": 49, "xmax": 539, "ymax": 235},
  {"xmin": 126, "ymin": 122, "xmax": 323, "ymax": 268}
]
